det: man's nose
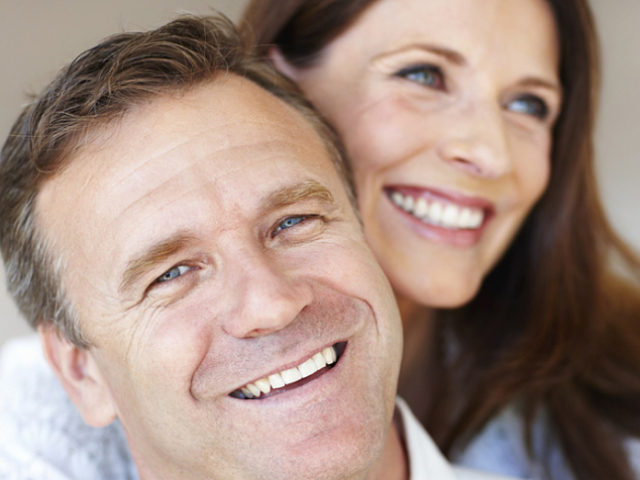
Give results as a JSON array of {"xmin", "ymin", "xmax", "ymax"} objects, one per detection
[
  {"xmin": 435, "ymin": 101, "xmax": 512, "ymax": 179},
  {"xmin": 220, "ymin": 246, "xmax": 314, "ymax": 339}
]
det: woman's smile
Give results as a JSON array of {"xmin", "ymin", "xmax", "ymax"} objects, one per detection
[
  {"xmin": 282, "ymin": 0, "xmax": 561, "ymax": 308},
  {"xmin": 384, "ymin": 185, "xmax": 493, "ymax": 247}
]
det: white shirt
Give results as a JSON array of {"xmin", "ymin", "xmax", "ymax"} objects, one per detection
[
  {"xmin": 0, "ymin": 335, "xmax": 518, "ymax": 480},
  {"xmin": 395, "ymin": 397, "xmax": 519, "ymax": 480}
]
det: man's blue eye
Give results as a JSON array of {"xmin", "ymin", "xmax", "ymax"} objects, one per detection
[
  {"xmin": 396, "ymin": 64, "xmax": 445, "ymax": 90},
  {"xmin": 156, "ymin": 265, "xmax": 189, "ymax": 283},
  {"xmin": 274, "ymin": 216, "xmax": 305, "ymax": 236},
  {"xmin": 507, "ymin": 95, "xmax": 549, "ymax": 120}
]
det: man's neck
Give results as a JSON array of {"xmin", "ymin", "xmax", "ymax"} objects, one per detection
[{"xmin": 364, "ymin": 413, "xmax": 409, "ymax": 480}]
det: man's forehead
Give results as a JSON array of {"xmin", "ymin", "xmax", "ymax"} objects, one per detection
[
  {"xmin": 40, "ymin": 76, "xmax": 330, "ymax": 206},
  {"xmin": 60, "ymin": 77, "xmax": 324, "ymax": 182},
  {"xmin": 35, "ymin": 75, "xmax": 342, "ymax": 278}
]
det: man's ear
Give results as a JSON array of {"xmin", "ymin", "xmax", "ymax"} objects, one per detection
[
  {"xmin": 268, "ymin": 47, "xmax": 301, "ymax": 82},
  {"xmin": 38, "ymin": 324, "xmax": 117, "ymax": 428}
]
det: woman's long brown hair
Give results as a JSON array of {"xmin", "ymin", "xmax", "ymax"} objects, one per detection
[{"xmin": 240, "ymin": 1, "xmax": 640, "ymax": 479}]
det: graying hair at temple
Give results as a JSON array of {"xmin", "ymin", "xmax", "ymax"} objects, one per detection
[{"xmin": 0, "ymin": 13, "xmax": 353, "ymax": 348}]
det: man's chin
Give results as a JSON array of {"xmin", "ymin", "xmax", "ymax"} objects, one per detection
[{"xmin": 228, "ymin": 416, "xmax": 390, "ymax": 480}]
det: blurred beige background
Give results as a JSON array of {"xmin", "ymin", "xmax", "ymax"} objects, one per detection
[{"xmin": 1, "ymin": 0, "xmax": 638, "ymax": 348}]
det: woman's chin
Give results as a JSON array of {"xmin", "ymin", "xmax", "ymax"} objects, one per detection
[{"xmin": 390, "ymin": 271, "xmax": 483, "ymax": 312}]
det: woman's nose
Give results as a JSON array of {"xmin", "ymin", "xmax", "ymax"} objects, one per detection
[
  {"xmin": 220, "ymin": 248, "xmax": 314, "ymax": 339},
  {"xmin": 436, "ymin": 102, "xmax": 512, "ymax": 179}
]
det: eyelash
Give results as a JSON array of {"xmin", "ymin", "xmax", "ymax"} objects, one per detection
[
  {"xmin": 397, "ymin": 64, "xmax": 550, "ymax": 122},
  {"xmin": 155, "ymin": 264, "xmax": 191, "ymax": 284},
  {"xmin": 271, "ymin": 215, "xmax": 317, "ymax": 237},
  {"xmin": 395, "ymin": 64, "xmax": 446, "ymax": 90},
  {"xmin": 505, "ymin": 94, "xmax": 550, "ymax": 121},
  {"xmin": 148, "ymin": 216, "xmax": 320, "ymax": 288}
]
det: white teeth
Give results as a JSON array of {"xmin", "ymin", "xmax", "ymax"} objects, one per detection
[
  {"xmin": 442, "ymin": 204, "xmax": 459, "ymax": 228},
  {"xmin": 268, "ymin": 373, "xmax": 285, "ymax": 389},
  {"xmin": 312, "ymin": 352, "xmax": 327, "ymax": 370},
  {"xmin": 281, "ymin": 366, "xmax": 302, "ymax": 385},
  {"xmin": 239, "ymin": 346, "xmax": 337, "ymax": 398},
  {"xmin": 391, "ymin": 191, "xmax": 404, "ymax": 207},
  {"xmin": 414, "ymin": 197, "xmax": 429, "ymax": 217},
  {"xmin": 298, "ymin": 358, "xmax": 318, "ymax": 378},
  {"xmin": 241, "ymin": 387, "xmax": 254, "ymax": 399},
  {"xmin": 402, "ymin": 195, "xmax": 414, "ymax": 212},
  {"xmin": 458, "ymin": 208, "xmax": 473, "ymax": 228},
  {"xmin": 247, "ymin": 383, "xmax": 261, "ymax": 398},
  {"xmin": 255, "ymin": 378, "xmax": 271, "ymax": 394},
  {"xmin": 429, "ymin": 201, "xmax": 443, "ymax": 223},
  {"xmin": 322, "ymin": 346, "xmax": 336, "ymax": 364},
  {"xmin": 469, "ymin": 210, "xmax": 483, "ymax": 228},
  {"xmin": 389, "ymin": 191, "xmax": 485, "ymax": 230}
]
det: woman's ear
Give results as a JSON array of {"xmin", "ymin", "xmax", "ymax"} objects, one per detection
[
  {"xmin": 268, "ymin": 47, "xmax": 301, "ymax": 81},
  {"xmin": 38, "ymin": 324, "xmax": 117, "ymax": 428}
]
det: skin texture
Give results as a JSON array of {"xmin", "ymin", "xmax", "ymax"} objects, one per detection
[
  {"xmin": 276, "ymin": 0, "xmax": 562, "ymax": 310},
  {"xmin": 36, "ymin": 77, "xmax": 404, "ymax": 480}
]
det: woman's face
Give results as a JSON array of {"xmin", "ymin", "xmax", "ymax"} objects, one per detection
[{"xmin": 280, "ymin": 0, "xmax": 562, "ymax": 308}]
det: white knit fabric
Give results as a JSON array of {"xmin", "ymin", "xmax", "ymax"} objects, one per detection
[{"xmin": 0, "ymin": 336, "xmax": 137, "ymax": 480}]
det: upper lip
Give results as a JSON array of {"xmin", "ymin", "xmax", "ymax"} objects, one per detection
[
  {"xmin": 227, "ymin": 341, "xmax": 343, "ymax": 395},
  {"xmin": 385, "ymin": 184, "xmax": 495, "ymax": 212}
]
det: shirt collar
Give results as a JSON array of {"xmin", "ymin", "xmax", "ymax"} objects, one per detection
[{"xmin": 396, "ymin": 397, "xmax": 459, "ymax": 480}]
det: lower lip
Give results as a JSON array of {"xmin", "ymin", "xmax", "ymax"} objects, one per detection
[{"xmin": 385, "ymin": 193, "xmax": 490, "ymax": 248}]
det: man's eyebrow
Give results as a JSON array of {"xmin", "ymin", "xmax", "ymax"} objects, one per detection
[
  {"xmin": 118, "ymin": 182, "xmax": 333, "ymax": 294},
  {"xmin": 374, "ymin": 43, "xmax": 467, "ymax": 66},
  {"xmin": 119, "ymin": 233, "xmax": 197, "ymax": 295},
  {"xmin": 264, "ymin": 180, "xmax": 335, "ymax": 211}
]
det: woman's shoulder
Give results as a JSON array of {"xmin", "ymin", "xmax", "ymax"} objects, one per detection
[
  {"xmin": 626, "ymin": 437, "xmax": 640, "ymax": 477},
  {"xmin": 0, "ymin": 335, "xmax": 137, "ymax": 480},
  {"xmin": 452, "ymin": 403, "xmax": 574, "ymax": 480},
  {"xmin": 454, "ymin": 401, "xmax": 640, "ymax": 480}
]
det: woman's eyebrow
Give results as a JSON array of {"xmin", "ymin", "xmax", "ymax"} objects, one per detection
[
  {"xmin": 517, "ymin": 76, "xmax": 563, "ymax": 95},
  {"xmin": 373, "ymin": 43, "xmax": 466, "ymax": 66}
]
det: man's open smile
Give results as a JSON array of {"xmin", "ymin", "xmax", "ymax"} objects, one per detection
[
  {"xmin": 36, "ymin": 63, "xmax": 403, "ymax": 478},
  {"xmin": 229, "ymin": 342, "xmax": 347, "ymax": 400}
]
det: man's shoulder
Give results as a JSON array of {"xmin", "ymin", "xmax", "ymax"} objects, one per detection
[{"xmin": 0, "ymin": 335, "xmax": 137, "ymax": 480}]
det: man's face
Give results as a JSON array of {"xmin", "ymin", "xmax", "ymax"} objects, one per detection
[{"xmin": 36, "ymin": 77, "xmax": 402, "ymax": 480}]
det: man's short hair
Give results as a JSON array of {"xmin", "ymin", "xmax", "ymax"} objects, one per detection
[{"xmin": 0, "ymin": 14, "xmax": 353, "ymax": 348}]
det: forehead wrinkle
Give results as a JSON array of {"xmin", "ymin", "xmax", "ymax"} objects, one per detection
[
  {"xmin": 119, "ymin": 232, "xmax": 197, "ymax": 295},
  {"xmin": 104, "ymin": 116, "xmax": 322, "ymax": 197},
  {"xmin": 112, "ymin": 139, "xmax": 311, "ymax": 227}
]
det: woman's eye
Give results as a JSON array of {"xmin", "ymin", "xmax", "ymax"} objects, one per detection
[
  {"xmin": 156, "ymin": 265, "xmax": 190, "ymax": 283},
  {"xmin": 273, "ymin": 216, "xmax": 306, "ymax": 236},
  {"xmin": 396, "ymin": 64, "xmax": 445, "ymax": 90},
  {"xmin": 506, "ymin": 94, "xmax": 549, "ymax": 120}
]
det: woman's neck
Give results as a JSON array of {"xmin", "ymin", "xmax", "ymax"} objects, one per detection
[{"xmin": 395, "ymin": 293, "xmax": 439, "ymax": 424}]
